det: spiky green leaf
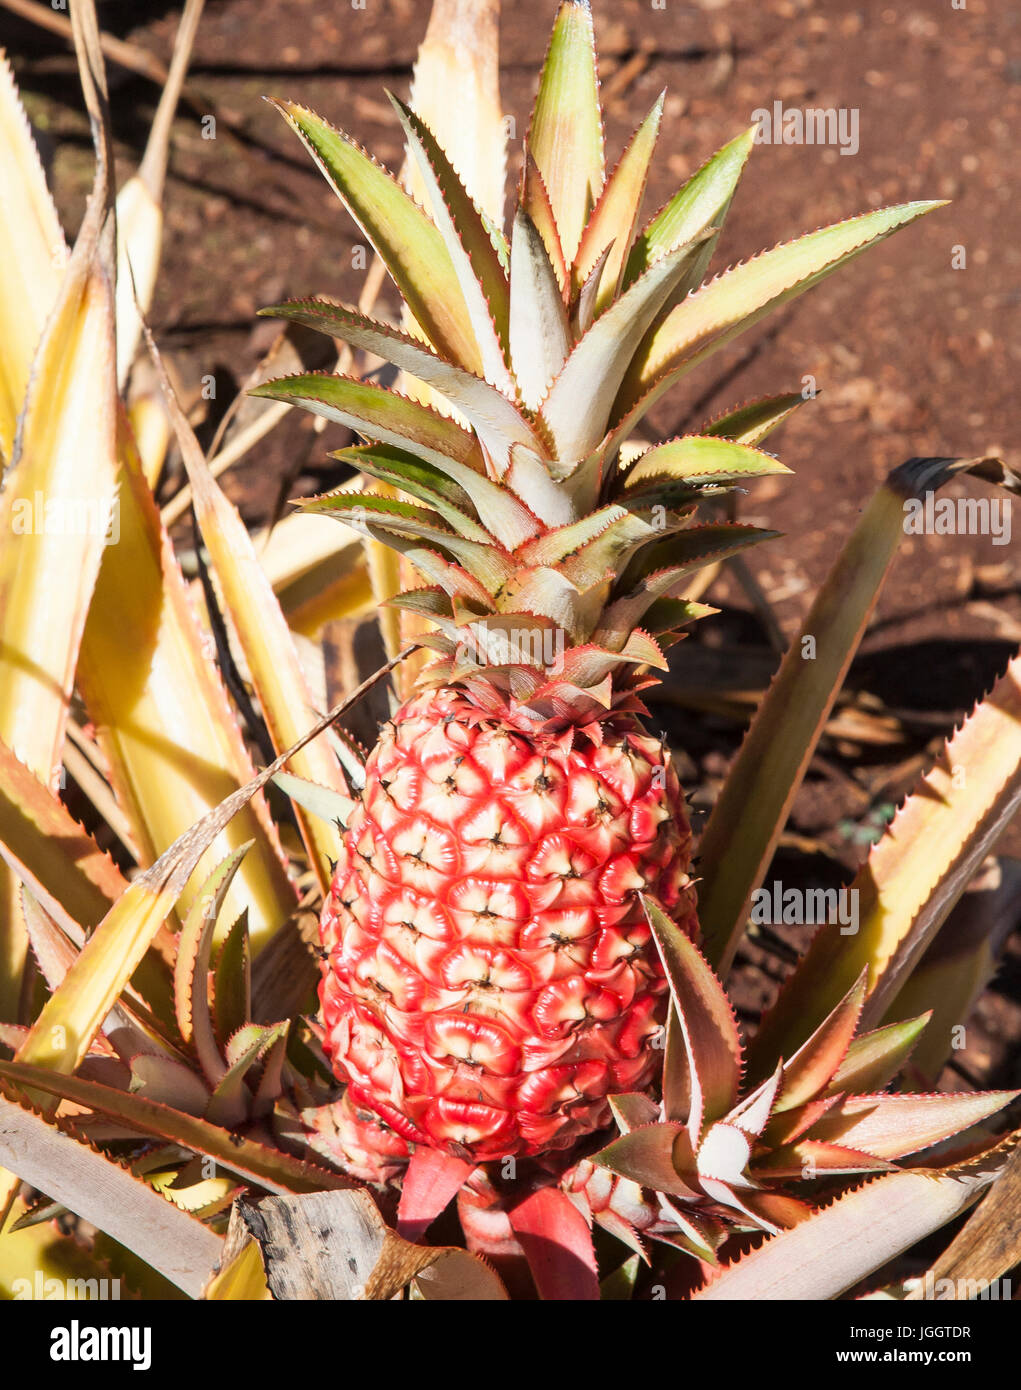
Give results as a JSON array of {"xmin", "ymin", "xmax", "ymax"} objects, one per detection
[
  {"xmin": 269, "ymin": 100, "xmax": 482, "ymax": 373},
  {"xmin": 527, "ymin": 0, "xmax": 605, "ymax": 264}
]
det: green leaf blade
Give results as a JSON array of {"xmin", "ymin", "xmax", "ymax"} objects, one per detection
[
  {"xmin": 527, "ymin": 0, "xmax": 605, "ymax": 265},
  {"xmin": 270, "ymin": 100, "xmax": 483, "ymax": 375}
]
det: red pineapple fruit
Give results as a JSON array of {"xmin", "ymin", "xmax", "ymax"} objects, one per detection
[{"xmin": 319, "ymin": 689, "xmax": 696, "ymax": 1160}]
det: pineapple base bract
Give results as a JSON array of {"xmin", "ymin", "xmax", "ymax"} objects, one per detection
[{"xmin": 319, "ymin": 687, "xmax": 697, "ymax": 1161}]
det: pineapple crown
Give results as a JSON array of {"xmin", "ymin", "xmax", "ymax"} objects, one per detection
[{"xmin": 252, "ymin": 0, "xmax": 940, "ymax": 726}]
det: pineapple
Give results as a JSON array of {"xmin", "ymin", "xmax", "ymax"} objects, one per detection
[
  {"xmin": 319, "ymin": 688, "xmax": 696, "ymax": 1158},
  {"xmin": 254, "ymin": 2, "xmax": 941, "ymax": 1165}
]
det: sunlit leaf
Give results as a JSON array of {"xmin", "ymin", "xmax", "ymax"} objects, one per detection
[
  {"xmin": 270, "ymin": 99, "xmax": 482, "ymax": 374},
  {"xmin": 614, "ymin": 201, "xmax": 945, "ymax": 433},
  {"xmin": 0, "ymin": 1095, "xmax": 222, "ymax": 1298},
  {"xmin": 0, "ymin": 1061, "xmax": 352, "ymax": 1197},
  {"xmin": 622, "ymin": 127, "xmax": 756, "ymax": 292},
  {"xmin": 77, "ymin": 412, "xmax": 297, "ymax": 954},
  {"xmin": 526, "ymin": 0, "xmax": 604, "ymax": 264},
  {"xmin": 692, "ymin": 1142, "xmax": 1015, "ymax": 1300},
  {"xmin": 0, "ymin": 55, "xmax": 67, "ymax": 459},
  {"xmin": 389, "ymin": 93, "xmax": 511, "ymax": 392},
  {"xmin": 574, "ymin": 94, "xmax": 663, "ymax": 306}
]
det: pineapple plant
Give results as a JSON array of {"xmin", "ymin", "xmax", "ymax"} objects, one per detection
[
  {"xmin": 0, "ymin": 0, "xmax": 1018, "ymax": 1304},
  {"xmin": 251, "ymin": 0, "xmax": 940, "ymax": 1170}
]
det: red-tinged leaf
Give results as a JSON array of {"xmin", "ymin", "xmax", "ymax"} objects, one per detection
[
  {"xmin": 825, "ymin": 1014, "xmax": 930, "ymax": 1098},
  {"xmin": 521, "ymin": 150, "xmax": 568, "ymax": 292},
  {"xmin": 623, "ymin": 127, "xmax": 756, "ymax": 291},
  {"xmin": 594, "ymin": 1210, "xmax": 648, "ymax": 1264},
  {"xmin": 333, "ymin": 447, "xmax": 490, "ymax": 545},
  {"xmin": 620, "ymin": 433, "xmax": 792, "ymax": 492},
  {"xmin": 0, "ymin": 735, "xmax": 126, "ymax": 921},
  {"xmin": 388, "ymin": 93, "xmax": 512, "ymax": 392},
  {"xmin": 726, "ymin": 1062, "xmax": 783, "ymax": 1139},
  {"xmin": 642, "ymin": 895, "xmax": 742, "ymax": 1142},
  {"xmin": 0, "ymin": 1059, "xmax": 354, "ymax": 1195},
  {"xmin": 224, "ymin": 1022, "xmax": 272, "ymax": 1068},
  {"xmin": 558, "ymin": 513, "xmax": 676, "ymax": 591},
  {"xmin": 764, "ymin": 1093, "xmax": 843, "ymax": 1148},
  {"xmin": 654, "ymin": 1201, "xmax": 726, "ymax": 1264},
  {"xmin": 251, "ymin": 371, "xmax": 484, "ymax": 471},
  {"xmin": 526, "ymin": 0, "xmax": 605, "ymax": 265},
  {"xmin": 351, "ymin": 440, "xmax": 541, "ymax": 552},
  {"xmin": 595, "ymin": 525, "xmax": 775, "ymax": 646},
  {"xmin": 0, "ymin": 1023, "xmax": 28, "ymax": 1051},
  {"xmin": 129, "ymin": 1054, "xmax": 210, "ymax": 1117},
  {"xmin": 258, "ymin": 301, "xmax": 545, "ymax": 473},
  {"xmin": 811, "ymin": 1090, "xmax": 1018, "ymax": 1161},
  {"xmin": 206, "ymin": 1023, "xmax": 286, "ymax": 1129},
  {"xmin": 699, "ymin": 457, "xmax": 1018, "ymax": 990},
  {"xmin": 883, "ymin": 859, "xmax": 1021, "ymax": 1086},
  {"xmin": 594, "ymin": 1123, "xmax": 699, "ymax": 1199},
  {"xmin": 300, "ymin": 491, "xmax": 514, "ymax": 596},
  {"xmin": 269, "ymin": 99, "xmax": 481, "ymax": 374},
  {"xmin": 509, "ymin": 205, "xmax": 572, "ymax": 411},
  {"xmin": 515, "ymin": 503, "xmax": 627, "ymax": 567},
  {"xmin": 252, "ymin": 1029, "xmax": 288, "ymax": 1117},
  {"xmin": 174, "ymin": 846, "xmax": 251, "ymax": 1087},
  {"xmin": 749, "ymin": 625, "xmax": 1021, "ymax": 1068},
  {"xmin": 695, "ymin": 1122, "xmax": 755, "ymax": 1188},
  {"xmin": 902, "ymin": 1141, "xmax": 1021, "ymax": 1302},
  {"xmin": 396, "ymin": 1148, "xmax": 474, "ymax": 1243},
  {"xmin": 574, "ymin": 94, "xmax": 664, "ymax": 305},
  {"xmin": 19, "ymin": 888, "xmax": 183, "ymax": 1069},
  {"xmin": 505, "ymin": 443, "xmax": 575, "ymax": 529},
  {"xmin": 703, "ymin": 391, "xmax": 807, "ymax": 446},
  {"xmin": 737, "ymin": 1190, "xmax": 815, "ymax": 1233},
  {"xmin": 509, "ymin": 1186, "xmax": 599, "ymax": 1301},
  {"xmin": 19, "ymin": 887, "xmax": 83, "ymax": 996},
  {"xmin": 572, "ymin": 242, "xmax": 613, "ymax": 338},
  {"xmin": 213, "ymin": 911, "xmax": 251, "ymax": 1049},
  {"xmin": 698, "ymin": 1176, "xmax": 781, "ymax": 1234},
  {"xmin": 608, "ymin": 1091, "xmax": 660, "ymax": 1134},
  {"xmin": 692, "ymin": 1143, "xmax": 1014, "ymax": 1301},
  {"xmin": 753, "ymin": 1139, "xmax": 896, "ymax": 1179},
  {"xmin": 615, "ymin": 201, "xmax": 945, "ymax": 428},
  {"xmin": 539, "ymin": 231, "xmax": 713, "ymax": 466},
  {"xmin": 774, "ymin": 970, "xmax": 866, "ymax": 1114}
]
